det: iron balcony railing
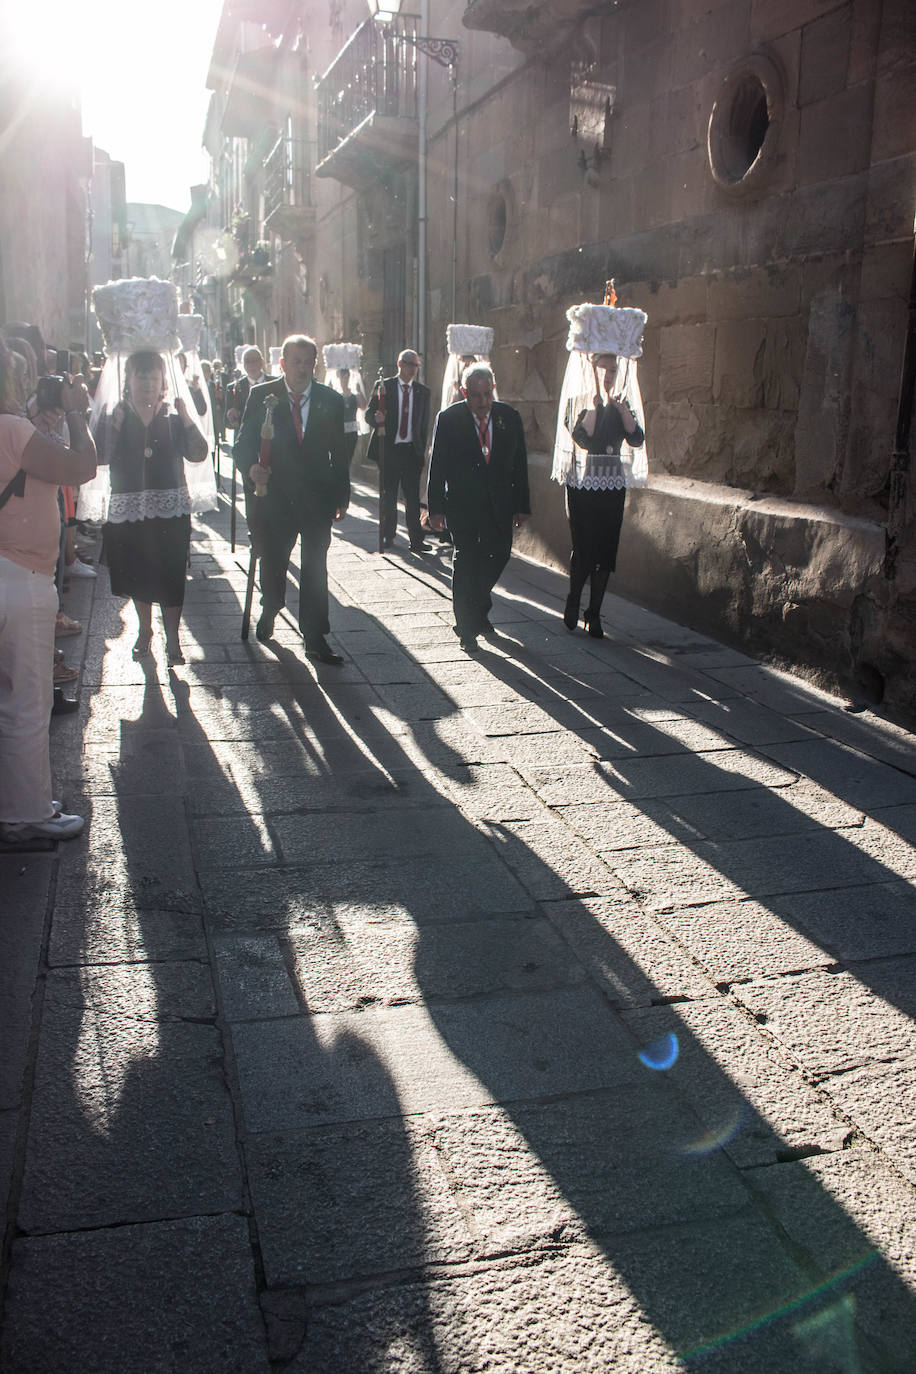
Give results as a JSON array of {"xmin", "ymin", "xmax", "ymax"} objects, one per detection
[
  {"xmin": 264, "ymin": 132, "xmax": 312, "ymax": 221},
  {"xmin": 316, "ymin": 15, "xmax": 419, "ymax": 164}
]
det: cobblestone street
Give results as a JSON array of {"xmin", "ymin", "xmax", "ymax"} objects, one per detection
[{"xmin": 2, "ymin": 473, "xmax": 915, "ymax": 1372}]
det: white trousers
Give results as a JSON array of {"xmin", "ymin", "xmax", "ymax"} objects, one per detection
[{"xmin": 0, "ymin": 553, "xmax": 57, "ymax": 824}]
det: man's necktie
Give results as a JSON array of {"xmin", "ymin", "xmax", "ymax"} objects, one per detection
[
  {"xmin": 478, "ymin": 415, "xmax": 490, "ymax": 462},
  {"xmin": 291, "ymin": 395, "xmax": 303, "ymax": 442},
  {"xmin": 399, "ymin": 383, "xmax": 409, "ymax": 440}
]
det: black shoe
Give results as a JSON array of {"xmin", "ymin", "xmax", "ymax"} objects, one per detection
[
  {"xmin": 583, "ymin": 611, "xmax": 604, "ymax": 639},
  {"xmin": 304, "ymin": 637, "xmax": 344, "ymax": 666},
  {"xmin": 52, "ymin": 687, "xmax": 79, "ymax": 715},
  {"xmin": 563, "ymin": 595, "xmax": 579, "ymax": 631},
  {"xmin": 382, "ymin": 537, "xmax": 394, "ymax": 548},
  {"xmin": 255, "ymin": 613, "xmax": 275, "ymax": 643},
  {"xmin": 409, "ymin": 541, "xmax": 431, "ymax": 553},
  {"xmin": 459, "ymin": 637, "xmax": 479, "ymax": 654}
]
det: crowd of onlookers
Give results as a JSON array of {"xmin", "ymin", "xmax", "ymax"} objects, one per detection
[
  {"xmin": 0, "ymin": 320, "xmax": 239, "ymax": 843},
  {"xmin": 0, "ymin": 320, "xmax": 99, "ymax": 840}
]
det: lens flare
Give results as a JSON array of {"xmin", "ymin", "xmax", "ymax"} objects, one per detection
[
  {"xmin": 637, "ymin": 1032, "xmax": 679, "ymax": 1071},
  {"xmin": 681, "ymin": 1105, "xmax": 747, "ymax": 1156}
]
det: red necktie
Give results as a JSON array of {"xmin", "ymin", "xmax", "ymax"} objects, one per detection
[
  {"xmin": 291, "ymin": 395, "xmax": 303, "ymax": 442},
  {"xmin": 399, "ymin": 383, "xmax": 409, "ymax": 440},
  {"xmin": 478, "ymin": 415, "xmax": 490, "ymax": 462}
]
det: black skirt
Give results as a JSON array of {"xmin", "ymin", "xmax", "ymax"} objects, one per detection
[
  {"xmin": 103, "ymin": 515, "xmax": 191, "ymax": 607},
  {"xmin": 566, "ymin": 486, "xmax": 627, "ymax": 571}
]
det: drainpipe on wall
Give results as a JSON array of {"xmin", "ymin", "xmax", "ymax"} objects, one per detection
[{"xmin": 417, "ymin": 0, "xmax": 429, "ymax": 362}]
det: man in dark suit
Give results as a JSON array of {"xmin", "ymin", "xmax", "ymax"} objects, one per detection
[
  {"xmin": 367, "ymin": 348, "xmax": 431, "ymax": 552},
  {"xmin": 234, "ymin": 334, "xmax": 349, "ymax": 664},
  {"xmin": 427, "ymin": 363, "xmax": 530, "ymax": 653},
  {"xmin": 225, "ymin": 346, "xmax": 269, "ymax": 430}
]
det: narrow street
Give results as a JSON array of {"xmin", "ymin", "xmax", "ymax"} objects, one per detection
[{"xmin": 2, "ymin": 471, "xmax": 915, "ymax": 1372}]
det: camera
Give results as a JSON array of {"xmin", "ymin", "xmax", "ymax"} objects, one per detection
[{"xmin": 35, "ymin": 374, "xmax": 66, "ymax": 412}]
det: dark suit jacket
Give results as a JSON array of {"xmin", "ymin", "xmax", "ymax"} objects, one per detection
[
  {"xmin": 366, "ymin": 376, "xmax": 431, "ymax": 464},
  {"xmin": 427, "ymin": 400, "xmax": 530, "ymax": 540},
  {"xmin": 233, "ymin": 378, "xmax": 350, "ymax": 523},
  {"xmin": 225, "ymin": 373, "xmax": 271, "ymax": 425}
]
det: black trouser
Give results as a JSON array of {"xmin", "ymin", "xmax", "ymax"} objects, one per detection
[
  {"xmin": 381, "ymin": 443, "xmax": 424, "ymax": 545},
  {"xmin": 249, "ymin": 498, "xmax": 332, "ymax": 641},
  {"xmin": 450, "ymin": 515, "xmax": 512, "ymax": 640}
]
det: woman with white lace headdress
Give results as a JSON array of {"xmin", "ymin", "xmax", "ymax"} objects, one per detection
[
  {"xmin": 78, "ymin": 278, "xmax": 215, "ymax": 666},
  {"xmin": 323, "ymin": 343, "xmax": 368, "ymax": 465},
  {"xmin": 552, "ymin": 299, "xmax": 647, "ymax": 639}
]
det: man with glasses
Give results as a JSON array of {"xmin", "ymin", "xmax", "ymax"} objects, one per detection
[{"xmin": 368, "ymin": 348, "xmax": 431, "ymax": 553}]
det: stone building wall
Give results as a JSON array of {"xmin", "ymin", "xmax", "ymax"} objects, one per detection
[
  {"xmin": 416, "ymin": 0, "xmax": 916, "ymax": 720},
  {"xmin": 0, "ymin": 73, "xmax": 89, "ymax": 350}
]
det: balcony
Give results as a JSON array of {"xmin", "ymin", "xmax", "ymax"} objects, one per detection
[
  {"xmin": 315, "ymin": 16, "xmax": 420, "ymax": 190},
  {"xmin": 263, "ymin": 133, "xmax": 316, "ymax": 243},
  {"xmin": 220, "ymin": 45, "xmax": 281, "ymax": 139}
]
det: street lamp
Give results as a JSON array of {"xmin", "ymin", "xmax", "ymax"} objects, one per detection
[{"xmin": 366, "ymin": 1, "xmax": 460, "ymax": 356}]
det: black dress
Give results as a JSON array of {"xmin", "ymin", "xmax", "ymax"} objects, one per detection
[
  {"xmin": 568, "ymin": 403, "xmax": 645, "ymax": 571},
  {"xmin": 102, "ymin": 408, "xmax": 195, "ymax": 607}
]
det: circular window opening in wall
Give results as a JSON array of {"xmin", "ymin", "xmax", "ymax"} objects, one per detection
[
  {"xmin": 487, "ymin": 190, "xmax": 508, "ymax": 258},
  {"xmin": 707, "ymin": 53, "xmax": 783, "ymax": 196}
]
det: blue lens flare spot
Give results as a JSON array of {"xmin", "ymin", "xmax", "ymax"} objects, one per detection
[{"xmin": 637, "ymin": 1032, "xmax": 679, "ymax": 1071}]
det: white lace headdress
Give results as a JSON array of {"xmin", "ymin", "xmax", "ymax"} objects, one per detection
[
  {"xmin": 441, "ymin": 324, "xmax": 495, "ymax": 411},
  {"xmin": 323, "ymin": 343, "xmax": 369, "ymax": 434},
  {"xmin": 551, "ymin": 302, "xmax": 649, "ymax": 489}
]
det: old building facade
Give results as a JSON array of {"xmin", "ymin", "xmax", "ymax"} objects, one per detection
[{"xmin": 204, "ymin": 0, "xmax": 916, "ymax": 720}]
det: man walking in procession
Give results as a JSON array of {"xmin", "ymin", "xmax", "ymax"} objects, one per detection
[
  {"xmin": 427, "ymin": 363, "xmax": 530, "ymax": 653},
  {"xmin": 234, "ymin": 334, "xmax": 349, "ymax": 665},
  {"xmin": 369, "ymin": 348, "xmax": 431, "ymax": 552}
]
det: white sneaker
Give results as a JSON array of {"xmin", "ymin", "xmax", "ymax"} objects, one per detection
[
  {"xmin": 0, "ymin": 811, "xmax": 85, "ymax": 841},
  {"xmin": 67, "ymin": 559, "xmax": 96, "ymax": 579}
]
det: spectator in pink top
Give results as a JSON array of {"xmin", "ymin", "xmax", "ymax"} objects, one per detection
[{"xmin": 0, "ymin": 339, "xmax": 96, "ymax": 842}]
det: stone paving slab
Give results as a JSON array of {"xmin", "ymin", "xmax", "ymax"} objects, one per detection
[
  {"xmin": 0, "ymin": 1216, "xmax": 268, "ymax": 1374},
  {"xmin": 660, "ymin": 897, "xmax": 837, "ymax": 983},
  {"xmin": 729, "ymin": 966, "xmax": 916, "ymax": 1077},
  {"xmin": 486, "ymin": 816, "xmax": 634, "ymax": 899},
  {"xmin": 424, "ymin": 1089, "xmax": 750, "ymax": 1250},
  {"xmin": 543, "ymin": 896, "xmax": 719, "ymax": 1006},
  {"xmin": 295, "ymin": 1217, "xmax": 828, "ymax": 1374},
  {"xmin": 749, "ymin": 1147, "xmax": 916, "ymax": 1364},
  {"xmin": 0, "ymin": 857, "xmax": 52, "ymax": 1110},
  {"xmin": 231, "ymin": 986, "xmax": 637, "ymax": 1131},
  {"xmin": 200, "ymin": 852, "xmax": 537, "ymax": 932},
  {"xmin": 769, "ymin": 880, "xmax": 916, "ymax": 962},
  {"xmin": 285, "ymin": 912, "xmax": 587, "ymax": 1013},
  {"xmin": 245, "ymin": 1120, "xmax": 475, "ymax": 1287},
  {"xmin": 621, "ymin": 1000, "xmax": 852, "ymax": 1167},
  {"xmin": 19, "ymin": 965, "xmax": 241, "ymax": 1233},
  {"xmin": 53, "ymin": 793, "xmax": 201, "ymax": 917},
  {"xmin": 610, "ymin": 825, "xmax": 912, "ymax": 912},
  {"xmin": 758, "ymin": 736, "xmax": 916, "ymax": 812}
]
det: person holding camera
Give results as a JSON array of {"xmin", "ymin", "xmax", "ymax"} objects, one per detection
[{"xmin": 0, "ymin": 341, "xmax": 96, "ymax": 841}]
